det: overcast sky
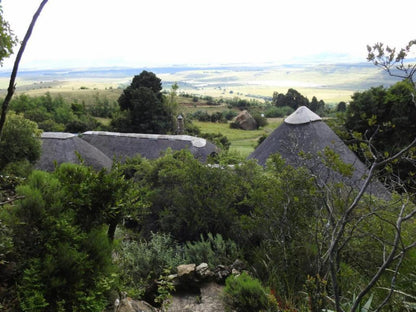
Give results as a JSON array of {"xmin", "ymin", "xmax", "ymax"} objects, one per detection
[{"xmin": 1, "ymin": 0, "xmax": 415, "ymax": 70}]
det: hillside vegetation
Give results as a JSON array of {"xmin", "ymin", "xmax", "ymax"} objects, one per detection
[{"xmin": 1, "ymin": 53, "xmax": 416, "ymax": 311}]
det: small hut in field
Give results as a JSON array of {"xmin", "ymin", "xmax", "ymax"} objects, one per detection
[
  {"xmin": 36, "ymin": 132, "xmax": 112, "ymax": 171},
  {"xmin": 80, "ymin": 131, "xmax": 219, "ymax": 162},
  {"xmin": 248, "ymin": 106, "xmax": 388, "ymax": 198}
]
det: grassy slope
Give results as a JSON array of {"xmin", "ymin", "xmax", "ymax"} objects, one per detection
[{"xmin": 194, "ymin": 119, "xmax": 283, "ymax": 156}]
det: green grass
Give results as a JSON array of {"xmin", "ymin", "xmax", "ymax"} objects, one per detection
[{"xmin": 194, "ymin": 118, "xmax": 282, "ymax": 156}]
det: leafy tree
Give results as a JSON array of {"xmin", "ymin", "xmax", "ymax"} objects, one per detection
[
  {"xmin": 344, "ymin": 81, "xmax": 416, "ymax": 191},
  {"xmin": 337, "ymin": 101, "xmax": 347, "ymax": 112},
  {"xmin": 10, "ymin": 93, "xmax": 101, "ymax": 132},
  {"xmin": 242, "ymin": 154, "xmax": 322, "ymax": 297},
  {"xmin": 139, "ymin": 150, "xmax": 253, "ymax": 242},
  {"xmin": 310, "ymin": 96, "xmax": 325, "ymax": 114},
  {"xmin": 273, "ymin": 89, "xmax": 325, "ymax": 113},
  {"xmin": 53, "ymin": 163, "xmax": 141, "ymax": 241},
  {"xmin": 367, "ymin": 40, "xmax": 416, "ymax": 88},
  {"xmin": 0, "ymin": 112, "xmax": 41, "ymax": 174},
  {"xmin": 0, "ymin": 5, "xmax": 18, "ymax": 66},
  {"xmin": 3, "ymin": 170, "xmax": 116, "ymax": 311},
  {"xmin": 115, "ymin": 71, "xmax": 173, "ymax": 133},
  {"xmin": 273, "ymin": 88, "xmax": 309, "ymax": 110}
]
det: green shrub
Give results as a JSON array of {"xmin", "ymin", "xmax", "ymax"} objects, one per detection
[
  {"xmin": 184, "ymin": 233, "xmax": 240, "ymax": 267},
  {"xmin": 222, "ymin": 109, "xmax": 237, "ymax": 121},
  {"xmin": 0, "ymin": 112, "xmax": 42, "ymax": 172},
  {"xmin": 5, "ymin": 170, "xmax": 117, "ymax": 311},
  {"xmin": 223, "ymin": 272, "xmax": 278, "ymax": 312},
  {"xmin": 115, "ymin": 232, "xmax": 186, "ymax": 298},
  {"xmin": 264, "ymin": 105, "xmax": 294, "ymax": 118},
  {"xmin": 252, "ymin": 113, "xmax": 268, "ymax": 128}
]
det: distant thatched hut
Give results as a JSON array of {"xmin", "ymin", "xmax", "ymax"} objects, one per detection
[
  {"xmin": 36, "ymin": 132, "xmax": 113, "ymax": 172},
  {"xmin": 80, "ymin": 131, "xmax": 219, "ymax": 162},
  {"xmin": 248, "ymin": 106, "xmax": 388, "ymax": 198}
]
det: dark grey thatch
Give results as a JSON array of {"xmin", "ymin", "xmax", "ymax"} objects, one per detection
[
  {"xmin": 36, "ymin": 132, "xmax": 113, "ymax": 171},
  {"xmin": 80, "ymin": 131, "xmax": 219, "ymax": 162},
  {"xmin": 248, "ymin": 106, "xmax": 388, "ymax": 198}
]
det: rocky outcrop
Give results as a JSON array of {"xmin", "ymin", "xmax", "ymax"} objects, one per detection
[
  {"xmin": 234, "ymin": 110, "xmax": 257, "ymax": 130},
  {"xmin": 112, "ymin": 260, "xmax": 246, "ymax": 312},
  {"xmin": 165, "ymin": 260, "xmax": 245, "ymax": 311},
  {"xmin": 115, "ymin": 297, "xmax": 159, "ymax": 312}
]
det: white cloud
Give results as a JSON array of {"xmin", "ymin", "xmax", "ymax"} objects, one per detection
[{"xmin": 1, "ymin": 0, "xmax": 415, "ymax": 69}]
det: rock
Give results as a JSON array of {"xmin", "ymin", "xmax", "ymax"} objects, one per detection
[
  {"xmin": 166, "ymin": 282, "xmax": 225, "ymax": 312},
  {"xmin": 214, "ymin": 265, "xmax": 231, "ymax": 283},
  {"xmin": 195, "ymin": 263, "xmax": 214, "ymax": 279},
  {"xmin": 234, "ymin": 110, "xmax": 257, "ymax": 130},
  {"xmin": 177, "ymin": 264, "xmax": 196, "ymax": 277},
  {"xmin": 231, "ymin": 259, "xmax": 245, "ymax": 272},
  {"xmin": 116, "ymin": 297, "xmax": 159, "ymax": 312}
]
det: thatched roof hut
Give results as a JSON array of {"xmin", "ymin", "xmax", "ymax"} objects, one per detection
[
  {"xmin": 36, "ymin": 132, "xmax": 113, "ymax": 171},
  {"xmin": 248, "ymin": 106, "xmax": 388, "ymax": 198},
  {"xmin": 80, "ymin": 131, "xmax": 218, "ymax": 162}
]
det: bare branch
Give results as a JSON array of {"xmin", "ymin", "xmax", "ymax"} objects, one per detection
[
  {"xmin": 0, "ymin": 195, "xmax": 24, "ymax": 205},
  {"xmin": 0, "ymin": 0, "xmax": 48, "ymax": 138}
]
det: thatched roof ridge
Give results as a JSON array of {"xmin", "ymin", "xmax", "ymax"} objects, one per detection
[
  {"xmin": 248, "ymin": 106, "xmax": 389, "ymax": 199},
  {"xmin": 284, "ymin": 105, "xmax": 322, "ymax": 124},
  {"xmin": 82, "ymin": 131, "xmax": 209, "ymax": 148},
  {"xmin": 80, "ymin": 131, "xmax": 218, "ymax": 162},
  {"xmin": 36, "ymin": 132, "xmax": 113, "ymax": 172}
]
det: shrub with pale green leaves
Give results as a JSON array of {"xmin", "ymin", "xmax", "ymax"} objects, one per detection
[
  {"xmin": 223, "ymin": 272, "xmax": 279, "ymax": 312},
  {"xmin": 115, "ymin": 232, "xmax": 187, "ymax": 298},
  {"xmin": 184, "ymin": 233, "xmax": 240, "ymax": 268}
]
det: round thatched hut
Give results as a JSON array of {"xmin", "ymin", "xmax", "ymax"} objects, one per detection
[
  {"xmin": 80, "ymin": 131, "xmax": 219, "ymax": 162},
  {"xmin": 249, "ymin": 106, "xmax": 388, "ymax": 198},
  {"xmin": 36, "ymin": 132, "xmax": 113, "ymax": 171}
]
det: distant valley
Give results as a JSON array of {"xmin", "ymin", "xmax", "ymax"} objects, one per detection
[{"xmin": 0, "ymin": 62, "xmax": 401, "ymax": 104}]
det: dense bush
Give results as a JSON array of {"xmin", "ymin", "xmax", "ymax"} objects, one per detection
[
  {"xmin": 223, "ymin": 272, "xmax": 278, "ymax": 312},
  {"xmin": 9, "ymin": 93, "xmax": 103, "ymax": 133},
  {"xmin": 184, "ymin": 233, "xmax": 240, "ymax": 268},
  {"xmin": 87, "ymin": 94, "xmax": 119, "ymax": 118},
  {"xmin": 264, "ymin": 105, "xmax": 294, "ymax": 117},
  {"xmin": 115, "ymin": 232, "xmax": 186, "ymax": 299},
  {"xmin": 2, "ymin": 170, "xmax": 116, "ymax": 311},
  {"xmin": 188, "ymin": 110, "xmax": 234, "ymax": 123},
  {"xmin": 0, "ymin": 112, "xmax": 41, "ymax": 175},
  {"xmin": 252, "ymin": 113, "xmax": 268, "ymax": 128}
]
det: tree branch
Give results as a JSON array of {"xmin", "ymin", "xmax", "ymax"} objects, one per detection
[{"xmin": 0, "ymin": 0, "xmax": 48, "ymax": 138}]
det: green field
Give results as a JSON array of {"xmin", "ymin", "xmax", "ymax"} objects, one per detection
[{"xmin": 194, "ymin": 118, "xmax": 283, "ymax": 156}]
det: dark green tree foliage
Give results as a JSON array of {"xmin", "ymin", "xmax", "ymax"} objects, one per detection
[
  {"xmin": 337, "ymin": 101, "xmax": 347, "ymax": 112},
  {"xmin": 241, "ymin": 154, "xmax": 322, "ymax": 297},
  {"xmin": 272, "ymin": 88, "xmax": 325, "ymax": 113},
  {"xmin": 3, "ymin": 170, "xmax": 115, "ymax": 311},
  {"xmin": 273, "ymin": 88, "xmax": 309, "ymax": 110},
  {"xmin": 0, "ymin": 112, "xmax": 41, "ymax": 174},
  {"xmin": 53, "ymin": 163, "xmax": 137, "ymax": 241},
  {"xmin": 344, "ymin": 81, "xmax": 416, "ymax": 190},
  {"xmin": 139, "ymin": 150, "xmax": 254, "ymax": 242},
  {"xmin": 115, "ymin": 71, "xmax": 173, "ymax": 134},
  {"xmin": 9, "ymin": 93, "xmax": 99, "ymax": 132}
]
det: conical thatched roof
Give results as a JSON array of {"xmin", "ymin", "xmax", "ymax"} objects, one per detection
[
  {"xmin": 36, "ymin": 132, "xmax": 113, "ymax": 171},
  {"xmin": 80, "ymin": 131, "xmax": 219, "ymax": 162},
  {"xmin": 248, "ymin": 106, "xmax": 388, "ymax": 198}
]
